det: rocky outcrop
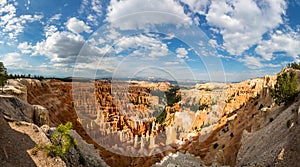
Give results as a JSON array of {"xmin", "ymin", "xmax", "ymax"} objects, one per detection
[
  {"xmin": 0, "ymin": 92, "xmax": 107, "ymax": 167},
  {"xmin": 2, "ymin": 79, "xmax": 27, "ymax": 101},
  {"xmin": 152, "ymin": 152, "xmax": 207, "ymax": 167},
  {"xmin": 32, "ymin": 105, "xmax": 50, "ymax": 127},
  {"xmin": 0, "ymin": 95, "xmax": 32, "ymax": 123},
  {"xmin": 236, "ymin": 97, "xmax": 300, "ymax": 166},
  {"xmin": 0, "ymin": 115, "xmax": 66, "ymax": 167},
  {"xmin": 0, "ymin": 95, "xmax": 49, "ymax": 127},
  {"xmin": 69, "ymin": 130, "xmax": 108, "ymax": 167}
]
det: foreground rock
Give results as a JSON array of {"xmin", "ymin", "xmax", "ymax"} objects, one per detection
[
  {"xmin": 237, "ymin": 100, "xmax": 300, "ymax": 166},
  {"xmin": 0, "ymin": 95, "xmax": 49, "ymax": 126},
  {"xmin": 0, "ymin": 93, "xmax": 107, "ymax": 167}
]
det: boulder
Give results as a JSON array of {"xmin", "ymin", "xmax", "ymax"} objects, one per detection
[
  {"xmin": 0, "ymin": 95, "xmax": 49, "ymax": 126},
  {"xmin": 33, "ymin": 105, "xmax": 49, "ymax": 126}
]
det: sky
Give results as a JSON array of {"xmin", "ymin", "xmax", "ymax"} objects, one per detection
[{"xmin": 0, "ymin": 0, "xmax": 300, "ymax": 82}]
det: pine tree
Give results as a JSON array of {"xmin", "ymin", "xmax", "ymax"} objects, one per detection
[
  {"xmin": 0, "ymin": 62, "xmax": 8, "ymax": 92},
  {"xmin": 45, "ymin": 122, "xmax": 76, "ymax": 157},
  {"xmin": 272, "ymin": 71, "xmax": 299, "ymax": 105}
]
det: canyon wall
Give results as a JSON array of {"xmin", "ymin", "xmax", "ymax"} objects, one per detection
[{"xmin": 9, "ymin": 73, "xmax": 287, "ymax": 167}]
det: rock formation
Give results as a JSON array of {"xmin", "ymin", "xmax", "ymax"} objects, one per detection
[
  {"xmin": 2, "ymin": 68, "xmax": 300, "ymax": 167},
  {"xmin": 0, "ymin": 84, "xmax": 108, "ymax": 167}
]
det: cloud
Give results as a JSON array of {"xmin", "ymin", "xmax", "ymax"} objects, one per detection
[
  {"xmin": 0, "ymin": 2, "xmax": 43, "ymax": 40},
  {"xmin": 115, "ymin": 34, "xmax": 169, "ymax": 57},
  {"xmin": 31, "ymin": 30, "xmax": 113, "ymax": 69},
  {"xmin": 165, "ymin": 61, "xmax": 179, "ymax": 65},
  {"xmin": 0, "ymin": 52, "xmax": 30, "ymax": 69},
  {"xmin": 239, "ymin": 55, "xmax": 282, "ymax": 69},
  {"xmin": 87, "ymin": 14, "xmax": 97, "ymax": 23},
  {"xmin": 78, "ymin": 0, "xmax": 102, "ymax": 26},
  {"xmin": 91, "ymin": 0, "xmax": 102, "ymax": 16},
  {"xmin": 0, "ymin": 0, "xmax": 7, "ymax": 6},
  {"xmin": 66, "ymin": 17, "xmax": 91, "ymax": 34},
  {"xmin": 49, "ymin": 14, "xmax": 62, "ymax": 22},
  {"xmin": 255, "ymin": 30, "xmax": 300, "ymax": 61},
  {"xmin": 240, "ymin": 55, "xmax": 264, "ymax": 69},
  {"xmin": 44, "ymin": 25, "xmax": 58, "ymax": 37},
  {"xmin": 78, "ymin": 0, "xmax": 89, "ymax": 14},
  {"xmin": 205, "ymin": 0, "xmax": 286, "ymax": 55},
  {"xmin": 18, "ymin": 42, "xmax": 34, "ymax": 54},
  {"xmin": 105, "ymin": 0, "xmax": 192, "ymax": 30},
  {"xmin": 176, "ymin": 47, "xmax": 188, "ymax": 59},
  {"xmin": 33, "ymin": 31, "xmax": 85, "ymax": 64},
  {"xmin": 180, "ymin": 0, "xmax": 210, "ymax": 15}
]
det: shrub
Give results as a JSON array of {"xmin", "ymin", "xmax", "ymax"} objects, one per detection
[
  {"xmin": 271, "ymin": 71, "xmax": 299, "ymax": 105},
  {"xmin": 30, "ymin": 147, "xmax": 39, "ymax": 156},
  {"xmin": 156, "ymin": 108, "xmax": 167, "ymax": 124},
  {"xmin": 287, "ymin": 62, "xmax": 300, "ymax": 70},
  {"xmin": 259, "ymin": 104, "xmax": 264, "ymax": 110},
  {"xmin": 287, "ymin": 119, "xmax": 291, "ymax": 128},
  {"xmin": 199, "ymin": 103, "xmax": 209, "ymax": 110},
  {"xmin": 45, "ymin": 122, "xmax": 76, "ymax": 157},
  {"xmin": 165, "ymin": 85, "xmax": 181, "ymax": 106},
  {"xmin": 202, "ymin": 123, "xmax": 211, "ymax": 128},
  {"xmin": 15, "ymin": 121, "xmax": 22, "ymax": 126},
  {"xmin": 213, "ymin": 143, "xmax": 219, "ymax": 149}
]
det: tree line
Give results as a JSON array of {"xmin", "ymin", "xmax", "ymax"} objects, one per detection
[
  {"xmin": 286, "ymin": 62, "xmax": 300, "ymax": 70},
  {"xmin": 0, "ymin": 62, "xmax": 47, "ymax": 91}
]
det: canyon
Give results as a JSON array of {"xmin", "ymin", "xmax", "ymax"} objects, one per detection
[{"xmin": 1, "ymin": 68, "xmax": 300, "ymax": 166}]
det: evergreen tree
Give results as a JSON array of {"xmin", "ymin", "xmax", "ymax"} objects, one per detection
[
  {"xmin": 0, "ymin": 62, "xmax": 8, "ymax": 92},
  {"xmin": 272, "ymin": 71, "xmax": 299, "ymax": 105},
  {"xmin": 45, "ymin": 122, "xmax": 76, "ymax": 157}
]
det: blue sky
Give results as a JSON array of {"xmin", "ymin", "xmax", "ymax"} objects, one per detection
[{"xmin": 0, "ymin": 0, "xmax": 300, "ymax": 82}]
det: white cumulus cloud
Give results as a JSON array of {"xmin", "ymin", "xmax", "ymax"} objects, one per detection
[
  {"xmin": 66, "ymin": 17, "xmax": 92, "ymax": 34},
  {"xmin": 0, "ymin": 52, "xmax": 30, "ymax": 69},
  {"xmin": 255, "ymin": 30, "xmax": 300, "ymax": 61},
  {"xmin": 176, "ymin": 47, "xmax": 188, "ymax": 59},
  {"xmin": 105, "ymin": 0, "xmax": 192, "ymax": 30},
  {"xmin": 180, "ymin": 0, "xmax": 210, "ymax": 15},
  {"xmin": 205, "ymin": 0, "xmax": 286, "ymax": 55},
  {"xmin": 0, "ymin": 2, "xmax": 43, "ymax": 40},
  {"xmin": 33, "ymin": 31, "xmax": 85, "ymax": 64},
  {"xmin": 18, "ymin": 42, "xmax": 33, "ymax": 54},
  {"xmin": 116, "ymin": 34, "xmax": 169, "ymax": 57}
]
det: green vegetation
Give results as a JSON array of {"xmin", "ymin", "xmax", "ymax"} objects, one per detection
[
  {"xmin": 199, "ymin": 88, "xmax": 212, "ymax": 91},
  {"xmin": 213, "ymin": 143, "xmax": 219, "ymax": 149},
  {"xmin": 287, "ymin": 119, "xmax": 291, "ymax": 128},
  {"xmin": 225, "ymin": 93, "xmax": 235, "ymax": 103},
  {"xmin": 199, "ymin": 103, "xmax": 209, "ymax": 111},
  {"xmin": 156, "ymin": 108, "xmax": 167, "ymax": 124},
  {"xmin": 271, "ymin": 71, "xmax": 299, "ymax": 105},
  {"xmin": 202, "ymin": 123, "xmax": 211, "ymax": 128},
  {"xmin": 0, "ymin": 62, "xmax": 8, "ymax": 92},
  {"xmin": 45, "ymin": 122, "xmax": 76, "ymax": 157},
  {"xmin": 165, "ymin": 85, "xmax": 181, "ymax": 106},
  {"xmin": 189, "ymin": 104, "xmax": 200, "ymax": 112},
  {"xmin": 15, "ymin": 121, "xmax": 22, "ymax": 126},
  {"xmin": 287, "ymin": 62, "xmax": 300, "ymax": 70}
]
